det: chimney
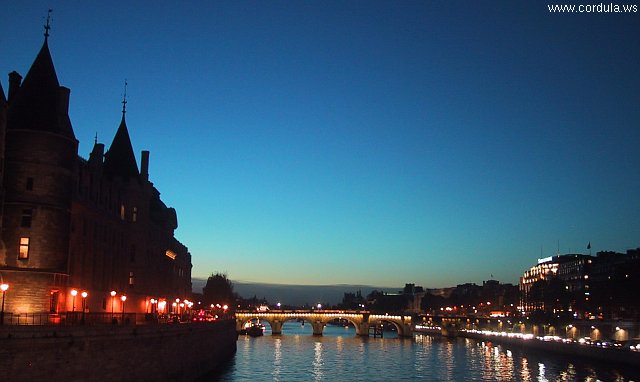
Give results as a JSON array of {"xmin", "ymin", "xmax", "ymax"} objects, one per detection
[
  {"xmin": 90, "ymin": 143, "xmax": 105, "ymax": 165},
  {"xmin": 58, "ymin": 86, "xmax": 70, "ymax": 114},
  {"xmin": 141, "ymin": 150, "xmax": 149, "ymax": 181},
  {"xmin": 8, "ymin": 71, "xmax": 22, "ymax": 102}
]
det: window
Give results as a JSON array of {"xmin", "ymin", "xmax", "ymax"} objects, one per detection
[
  {"xmin": 19, "ymin": 237, "xmax": 30, "ymax": 259},
  {"xmin": 26, "ymin": 177, "xmax": 34, "ymax": 191},
  {"xmin": 120, "ymin": 205, "xmax": 125, "ymax": 220},
  {"xmin": 132, "ymin": 207, "xmax": 137, "ymax": 222},
  {"xmin": 129, "ymin": 271, "xmax": 134, "ymax": 286},
  {"xmin": 21, "ymin": 209, "xmax": 33, "ymax": 228}
]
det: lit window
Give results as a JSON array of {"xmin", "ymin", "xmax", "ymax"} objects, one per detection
[
  {"xmin": 120, "ymin": 205, "xmax": 125, "ymax": 220},
  {"xmin": 129, "ymin": 271, "xmax": 134, "ymax": 286},
  {"xmin": 19, "ymin": 237, "xmax": 30, "ymax": 259},
  {"xmin": 165, "ymin": 250, "xmax": 176, "ymax": 260},
  {"xmin": 132, "ymin": 207, "xmax": 137, "ymax": 222}
]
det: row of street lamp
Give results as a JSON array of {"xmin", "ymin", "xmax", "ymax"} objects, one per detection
[
  {"xmin": 0, "ymin": 283, "xmax": 191, "ymax": 325},
  {"xmin": 109, "ymin": 290, "xmax": 128, "ymax": 322},
  {"xmin": 70, "ymin": 289, "xmax": 89, "ymax": 324}
]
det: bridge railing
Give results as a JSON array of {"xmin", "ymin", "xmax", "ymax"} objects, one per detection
[{"xmin": 236, "ymin": 309, "xmax": 370, "ymax": 314}]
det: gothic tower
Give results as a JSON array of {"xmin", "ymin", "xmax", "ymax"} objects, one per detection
[{"xmin": 1, "ymin": 26, "xmax": 78, "ymax": 312}]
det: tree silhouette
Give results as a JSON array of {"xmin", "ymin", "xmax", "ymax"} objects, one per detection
[{"xmin": 202, "ymin": 272, "xmax": 235, "ymax": 306}]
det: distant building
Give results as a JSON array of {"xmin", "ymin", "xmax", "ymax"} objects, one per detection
[
  {"xmin": 519, "ymin": 254, "xmax": 589, "ymax": 314},
  {"xmin": 589, "ymin": 249, "xmax": 640, "ymax": 319},
  {"xmin": 420, "ymin": 281, "xmax": 517, "ymax": 316},
  {"xmin": 0, "ymin": 29, "xmax": 191, "ymax": 318},
  {"xmin": 519, "ymin": 250, "xmax": 639, "ymax": 319},
  {"xmin": 401, "ymin": 283, "xmax": 425, "ymax": 313}
]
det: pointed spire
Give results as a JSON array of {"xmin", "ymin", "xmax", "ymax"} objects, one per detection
[
  {"xmin": 6, "ymin": 20, "xmax": 75, "ymax": 139},
  {"xmin": 44, "ymin": 9, "xmax": 53, "ymax": 41},
  {"xmin": 103, "ymin": 92, "xmax": 139, "ymax": 179},
  {"xmin": 121, "ymin": 79, "xmax": 128, "ymax": 115}
]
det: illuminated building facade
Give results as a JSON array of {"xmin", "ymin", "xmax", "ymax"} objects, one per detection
[
  {"xmin": 0, "ymin": 31, "xmax": 191, "ymax": 318},
  {"xmin": 519, "ymin": 256, "xmax": 560, "ymax": 312},
  {"xmin": 519, "ymin": 254, "xmax": 592, "ymax": 314},
  {"xmin": 519, "ymin": 251, "xmax": 639, "ymax": 319}
]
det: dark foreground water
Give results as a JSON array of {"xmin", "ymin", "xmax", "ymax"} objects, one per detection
[{"xmin": 207, "ymin": 322, "xmax": 639, "ymax": 381}]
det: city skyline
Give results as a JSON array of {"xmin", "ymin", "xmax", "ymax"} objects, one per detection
[{"xmin": 2, "ymin": 1, "xmax": 639, "ymax": 287}]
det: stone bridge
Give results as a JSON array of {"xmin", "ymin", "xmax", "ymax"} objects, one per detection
[{"xmin": 235, "ymin": 310, "xmax": 413, "ymax": 337}]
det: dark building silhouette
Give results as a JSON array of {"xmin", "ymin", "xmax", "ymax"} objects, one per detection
[{"xmin": 0, "ymin": 28, "xmax": 191, "ymax": 318}]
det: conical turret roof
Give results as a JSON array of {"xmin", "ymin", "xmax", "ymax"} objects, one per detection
[
  {"xmin": 7, "ymin": 39, "xmax": 75, "ymax": 138},
  {"xmin": 103, "ymin": 114, "xmax": 139, "ymax": 179}
]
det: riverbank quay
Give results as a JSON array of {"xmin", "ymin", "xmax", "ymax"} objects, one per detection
[
  {"xmin": 0, "ymin": 320, "xmax": 237, "ymax": 381},
  {"xmin": 456, "ymin": 329, "xmax": 640, "ymax": 368}
]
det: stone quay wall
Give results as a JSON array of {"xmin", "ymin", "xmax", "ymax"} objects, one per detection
[{"xmin": 0, "ymin": 320, "xmax": 237, "ymax": 382}]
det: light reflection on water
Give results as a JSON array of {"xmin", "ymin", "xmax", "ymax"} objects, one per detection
[{"xmin": 208, "ymin": 322, "xmax": 640, "ymax": 382}]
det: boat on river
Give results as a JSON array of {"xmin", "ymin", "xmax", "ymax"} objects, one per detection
[{"xmin": 245, "ymin": 324, "xmax": 265, "ymax": 337}]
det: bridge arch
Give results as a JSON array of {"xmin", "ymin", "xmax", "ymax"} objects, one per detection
[
  {"xmin": 235, "ymin": 315, "xmax": 275, "ymax": 333},
  {"xmin": 368, "ymin": 314, "xmax": 413, "ymax": 337}
]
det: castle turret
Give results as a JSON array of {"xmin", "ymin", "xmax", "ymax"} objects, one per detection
[{"xmin": 1, "ymin": 28, "xmax": 78, "ymax": 313}]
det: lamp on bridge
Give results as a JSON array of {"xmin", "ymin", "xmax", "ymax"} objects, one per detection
[{"xmin": 0, "ymin": 283, "xmax": 9, "ymax": 326}]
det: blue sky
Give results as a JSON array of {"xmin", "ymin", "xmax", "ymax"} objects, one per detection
[{"xmin": 2, "ymin": 1, "xmax": 639, "ymax": 287}]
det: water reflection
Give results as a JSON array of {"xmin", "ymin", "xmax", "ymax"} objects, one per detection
[
  {"xmin": 520, "ymin": 358, "xmax": 532, "ymax": 382},
  {"xmin": 210, "ymin": 323, "xmax": 640, "ymax": 382},
  {"xmin": 312, "ymin": 341, "xmax": 323, "ymax": 381},
  {"xmin": 271, "ymin": 337, "xmax": 281, "ymax": 381},
  {"xmin": 538, "ymin": 362, "xmax": 548, "ymax": 382}
]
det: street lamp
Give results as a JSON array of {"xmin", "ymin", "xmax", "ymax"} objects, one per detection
[
  {"xmin": 81, "ymin": 292, "xmax": 88, "ymax": 324},
  {"xmin": 71, "ymin": 289, "xmax": 78, "ymax": 312},
  {"xmin": 110, "ymin": 291, "xmax": 117, "ymax": 318},
  {"xmin": 121, "ymin": 295, "xmax": 127, "ymax": 323},
  {"xmin": 1, "ymin": 283, "xmax": 9, "ymax": 326}
]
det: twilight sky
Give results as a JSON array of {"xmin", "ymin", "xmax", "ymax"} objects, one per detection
[{"xmin": 2, "ymin": 1, "xmax": 639, "ymax": 288}]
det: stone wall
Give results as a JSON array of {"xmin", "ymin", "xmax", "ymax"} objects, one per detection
[{"xmin": 0, "ymin": 320, "xmax": 237, "ymax": 381}]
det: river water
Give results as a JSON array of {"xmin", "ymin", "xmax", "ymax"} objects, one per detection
[{"xmin": 208, "ymin": 322, "xmax": 639, "ymax": 381}]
